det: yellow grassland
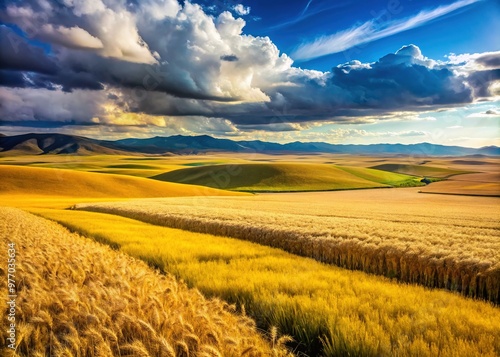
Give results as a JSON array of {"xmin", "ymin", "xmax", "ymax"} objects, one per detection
[
  {"xmin": 0, "ymin": 165, "xmax": 246, "ymax": 198},
  {"xmin": 75, "ymin": 188, "xmax": 500, "ymax": 303},
  {"xmin": 34, "ymin": 208, "xmax": 500, "ymax": 357},
  {"xmin": 0, "ymin": 207, "xmax": 291, "ymax": 356},
  {"xmin": 421, "ymin": 172, "xmax": 500, "ymax": 197}
]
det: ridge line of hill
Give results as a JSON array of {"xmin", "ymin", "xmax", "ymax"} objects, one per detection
[{"xmin": 1, "ymin": 132, "xmax": 498, "ymax": 156}]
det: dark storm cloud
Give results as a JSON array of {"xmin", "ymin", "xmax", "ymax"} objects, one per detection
[
  {"xmin": 227, "ymin": 45, "xmax": 475, "ymax": 125},
  {"xmin": 0, "ymin": 70, "xmax": 27, "ymax": 88},
  {"xmin": 467, "ymin": 69, "xmax": 500, "ymax": 97},
  {"xmin": 331, "ymin": 45, "xmax": 474, "ymax": 108},
  {"xmin": 330, "ymin": 60, "xmax": 472, "ymax": 107},
  {"xmin": 475, "ymin": 53, "xmax": 500, "ymax": 69},
  {"xmin": 0, "ymin": 70, "xmax": 58, "ymax": 90},
  {"xmin": 221, "ymin": 108, "xmax": 384, "ymax": 126},
  {"xmin": 0, "ymin": 119, "xmax": 95, "ymax": 128},
  {"xmin": 111, "ymin": 45, "xmax": 483, "ymax": 126},
  {"xmin": 53, "ymin": 51, "xmax": 237, "ymax": 101},
  {"xmin": 0, "ymin": 26, "xmax": 58, "ymax": 75},
  {"xmin": 0, "ymin": 25, "xmax": 104, "ymax": 91},
  {"xmin": 55, "ymin": 70, "xmax": 104, "ymax": 92},
  {"xmin": 0, "ymin": 63, "xmax": 104, "ymax": 92}
]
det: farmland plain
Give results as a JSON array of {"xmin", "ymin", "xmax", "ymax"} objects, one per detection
[{"xmin": 1, "ymin": 153, "xmax": 499, "ymax": 356}]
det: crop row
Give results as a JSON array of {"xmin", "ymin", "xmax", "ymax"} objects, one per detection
[{"xmin": 75, "ymin": 194, "xmax": 500, "ymax": 303}]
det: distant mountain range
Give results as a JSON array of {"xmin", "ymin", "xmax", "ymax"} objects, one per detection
[{"xmin": 1, "ymin": 133, "xmax": 499, "ymax": 156}]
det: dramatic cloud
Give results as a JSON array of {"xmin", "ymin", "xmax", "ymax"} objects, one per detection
[
  {"xmin": 236, "ymin": 44, "xmax": 477, "ymax": 125},
  {"xmin": 0, "ymin": 26, "xmax": 104, "ymax": 91},
  {"xmin": 330, "ymin": 45, "xmax": 473, "ymax": 107},
  {"xmin": 0, "ymin": 0, "xmax": 498, "ymax": 135},
  {"xmin": 291, "ymin": 0, "xmax": 480, "ymax": 61},
  {"xmin": 1, "ymin": 0, "xmax": 159, "ymax": 64}
]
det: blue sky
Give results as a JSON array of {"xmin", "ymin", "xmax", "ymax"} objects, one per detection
[
  {"xmin": 240, "ymin": 0, "xmax": 499, "ymax": 71},
  {"xmin": 0, "ymin": 0, "xmax": 499, "ymax": 147}
]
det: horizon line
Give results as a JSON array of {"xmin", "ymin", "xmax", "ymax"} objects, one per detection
[{"xmin": 1, "ymin": 131, "xmax": 497, "ymax": 150}]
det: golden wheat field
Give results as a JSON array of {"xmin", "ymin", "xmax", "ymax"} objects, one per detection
[
  {"xmin": 75, "ymin": 188, "xmax": 500, "ymax": 303},
  {"xmin": 35, "ymin": 207, "xmax": 500, "ymax": 357},
  {"xmin": 0, "ymin": 207, "xmax": 292, "ymax": 356}
]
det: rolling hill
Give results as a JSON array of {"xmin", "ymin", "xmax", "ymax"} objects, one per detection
[
  {"xmin": 152, "ymin": 163, "xmax": 422, "ymax": 192},
  {"xmin": 1, "ymin": 133, "xmax": 499, "ymax": 156},
  {"xmin": 0, "ymin": 133, "xmax": 131, "ymax": 155},
  {"xmin": 0, "ymin": 165, "xmax": 244, "ymax": 198}
]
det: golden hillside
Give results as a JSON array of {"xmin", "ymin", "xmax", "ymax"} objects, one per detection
[{"xmin": 0, "ymin": 165, "xmax": 244, "ymax": 198}]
